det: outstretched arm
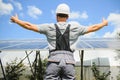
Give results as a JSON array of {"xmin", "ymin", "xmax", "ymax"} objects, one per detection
[
  {"xmin": 85, "ymin": 18, "xmax": 108, "ymax": 34},
  {"xmin": 10, "ymin": 14, "xmax": 39, "ymax": 32}
]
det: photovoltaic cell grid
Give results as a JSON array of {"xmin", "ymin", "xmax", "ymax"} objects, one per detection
[
  {"xmin": 0, "ymin": 38, "xmax": 120, "ymax": 50},
  {"xmin": 77, "ymin": 38, "xmax": 120, "ymax": 49},
  {"xmin": 0, "ymin": 39, "xmax": 48, "ymax": 50}
]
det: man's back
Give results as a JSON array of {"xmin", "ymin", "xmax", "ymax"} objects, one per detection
[{"xmin": 37, "ymin": 22, "xmax": 87, "ymax": 50}]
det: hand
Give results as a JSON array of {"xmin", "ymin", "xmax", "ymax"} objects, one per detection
[
  {"xmin": 102, "ymin": 18, "xmax": 108, "ymax": 26},
  {"xmin": 10, "ymin": 14, "xmax": 19, "ymax": 23}
]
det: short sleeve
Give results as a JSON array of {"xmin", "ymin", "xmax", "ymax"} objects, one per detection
[
  {"xmin": 37, "ymin": 24, "xmax": 50, "ymax": 34},
  {"xmin": 78, "ymin": 25, "xmax": 88, "ymax": 35},
  {"xmin": 69, "ymin": 21, "xmax": 88, "ymax": 35}
]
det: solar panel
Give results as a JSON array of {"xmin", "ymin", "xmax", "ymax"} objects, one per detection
[
  {"xmin": 0, "ymin": 38, "xmax": 120, "ymax": 50},
  {"xmin": 0, "ymin": 39, "xmax": 48, "ymax": 50},
  {"xmin": 76, "ymin": 38, "xmax": 120, "ymax": 49}
]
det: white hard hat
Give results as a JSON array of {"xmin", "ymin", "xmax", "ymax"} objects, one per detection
[{"xmin": 56, "ymin": 3, "xmax": 70, "ymax": 15}]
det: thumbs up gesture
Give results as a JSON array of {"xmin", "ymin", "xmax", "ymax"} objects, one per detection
[
  {"xmin": 102, "ymin": 18, "xmax": 108, "ymax": 26},
  {"xmin": 10, "ymin": 14, "xmax": 19, "ymax": 23}
]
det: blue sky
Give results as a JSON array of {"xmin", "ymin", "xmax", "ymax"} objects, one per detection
[{"xmin": 0, "ymin": 0, "xmax": 120, "ymax": 40}]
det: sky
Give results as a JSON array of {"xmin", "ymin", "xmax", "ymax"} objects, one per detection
[{"xmin": 0, "ymin": 0, "xmax": 120, "ymax": 40}]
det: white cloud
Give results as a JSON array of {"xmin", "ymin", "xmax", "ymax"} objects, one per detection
[
  {"xmin": 69, "ymin": 12, "xmax": 80, "ymax": 19},
  {"xmin": 13, "ymin": 1, "xmax": 22, "ymax": 10},
  {"xmin": 68, "ymin": 21, "xmax": 81, "ymax": 26},
  {"xmin": 103, "ymin": 13, "xmax": 120, "ymax": 38},
  {"xmin": 103, "ymin": 30, "xmax": 119, "ymax": 38},
  {"xmin": 0, "ymin": 0, "xmax": 13, "ymax": 15},
  {"xmin": 107, "ymin": 13, "xmax": 120, "ymax": 28},
  {"xmin": 27, "ymin": 6, "xmax": 42, "ymax": 19},
  {"xmin": 69, "ymin": 11, "xmax": 88, "ymax": 19}
]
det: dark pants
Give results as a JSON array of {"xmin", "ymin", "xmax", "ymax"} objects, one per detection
[{"xmin": 44, "ymin": 61, "xmax": 75, "ymax": 80}]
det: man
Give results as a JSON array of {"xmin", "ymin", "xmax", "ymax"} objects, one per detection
[{"xmin": 11, "ymin": 3, "xmax": 108, "ymax": 80}]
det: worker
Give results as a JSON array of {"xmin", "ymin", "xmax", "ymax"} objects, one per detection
[{"xmin": 10, "ymin": 3, "xmax": 108, "ymax": 80}]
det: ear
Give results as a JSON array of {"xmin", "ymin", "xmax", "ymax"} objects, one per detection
[
  {"xmin": 56, "ymin": 15, "xmax": 59, "ymax": 22},
  {"xmin": 66, "ymin": 16, "xmax": 69, "ymax": 20}
]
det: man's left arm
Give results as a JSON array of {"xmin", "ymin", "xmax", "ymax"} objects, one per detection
[{"xmin": 85, "ymin": 18, "xmax": 108, "ymax": 34}]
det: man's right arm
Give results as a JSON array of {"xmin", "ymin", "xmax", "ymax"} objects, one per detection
[{"xmin": 10, "ymin": 14, "xmax": 39, "ymax": 32}]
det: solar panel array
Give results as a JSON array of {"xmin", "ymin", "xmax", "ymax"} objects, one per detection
[{"xmin": 0, "ymin": 38, "xmax": 120, "ymax": 50}]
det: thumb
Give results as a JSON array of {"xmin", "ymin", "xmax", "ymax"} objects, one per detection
[
  {"xmin": 15, "ymin": 13, "xmax": 18, "ymax": 18},
  {"xmin": 102, "ymin": 17, "xmax": 105, "ymax": 21},
  {"xmin": 102, "ymin": 17, "xmax": 108, "ymax": 26}
]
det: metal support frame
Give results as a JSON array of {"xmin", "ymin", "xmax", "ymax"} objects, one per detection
[
  {"xmin": 79, "ymin": 50, "xmax": 84, "ymax": 80},
  {"xmin": 25, "ymin": 50, "xmax": 43, "ymax": 80},
  {"xmin": 25, "ymin": 51, "xmax": 35, "ymax": 78},
  {"xmin": 33, "ymin": 51, "xmax": 41, "ymax": 79},
  {"xmin": 0, "ymin": 51, "xmax": 7, "ymax": 80},
  {"xmin": 32, "ymin": 50, "xmax": 43, "ymax": 80}
]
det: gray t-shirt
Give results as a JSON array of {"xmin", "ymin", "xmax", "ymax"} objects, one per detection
[
  {"xmin": 38, "ymin": 22, "xmax": 87, "ymax": 50},
  {"xmin": 37, "ymin": 22, "xmax": 88, "ymax": 50}
]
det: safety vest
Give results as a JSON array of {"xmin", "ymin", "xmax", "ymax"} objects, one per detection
[{"xmin": 50, "ymin": 24, "xmax": 73, "ymax": 52}]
